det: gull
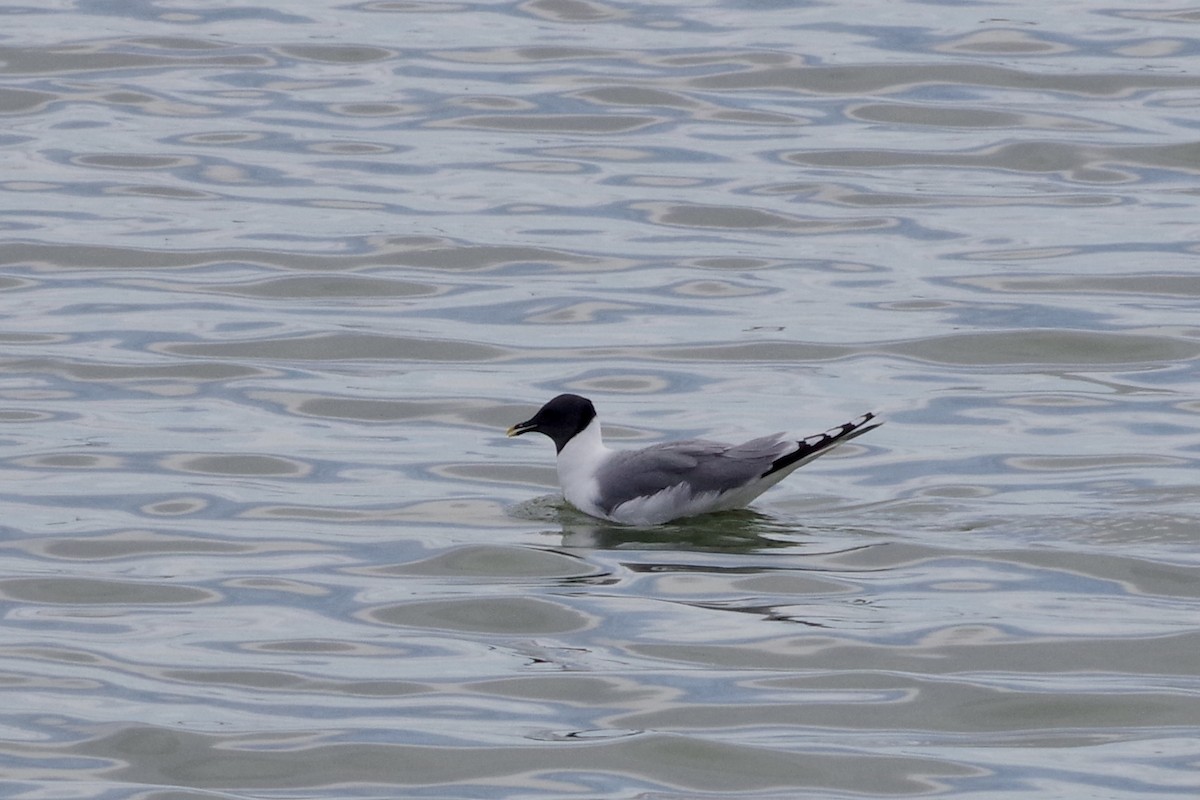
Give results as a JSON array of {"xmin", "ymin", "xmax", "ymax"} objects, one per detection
[{"xmin": 507, "ymin": 393, "xmax": 881, "ymax": 525}]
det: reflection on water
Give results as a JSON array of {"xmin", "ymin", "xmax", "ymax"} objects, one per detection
[{"xmin": 2, "ymin": 0, "xmax": 1199, "ymax": 798}]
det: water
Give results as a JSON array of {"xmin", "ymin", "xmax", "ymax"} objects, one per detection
[{"xmin": 2, "ymin": 1, "xmax": 1200, "ymax": 797}]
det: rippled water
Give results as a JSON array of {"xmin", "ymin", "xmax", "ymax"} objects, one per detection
[{"xmin": 3, "ymin": 1, "xmax": 1200, "ymax": 798}]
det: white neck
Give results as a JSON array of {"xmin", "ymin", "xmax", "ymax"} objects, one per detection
[{"xmin": 554, "ymin": 417, "xmax": 611, "ymax": 514}]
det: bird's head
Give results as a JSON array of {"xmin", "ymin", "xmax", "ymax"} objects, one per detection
[{"xmin": 507, "ymin": 393, "xmax": 597, "ymax": 453}]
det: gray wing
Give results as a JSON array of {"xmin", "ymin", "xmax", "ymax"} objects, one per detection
[{"xmin": 594, "ymin": 434, "xmax": 790, "ymax": 514}]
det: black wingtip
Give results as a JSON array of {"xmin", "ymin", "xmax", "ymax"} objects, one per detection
[
  {"xmin": 838, "ymin": 411, "xmax": 883, "ymax": 442},
  {"xmin": 763, "ymin": 412, "xmax": 881, "ymax": 477}
]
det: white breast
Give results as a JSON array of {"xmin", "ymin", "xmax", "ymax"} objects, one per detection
[{"xmin": 554, "ymin": 417, "xmax": 612, "ymax": 519}]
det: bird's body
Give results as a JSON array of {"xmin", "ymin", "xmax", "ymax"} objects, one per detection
[{"xmin": 507, "ymin": 394, "xmax": 881, "ymax": 525}]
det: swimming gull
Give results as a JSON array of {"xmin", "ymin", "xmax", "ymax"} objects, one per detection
[{"xmin": 507, "ymin": 393, "xmax": 881, "ymax": 525}]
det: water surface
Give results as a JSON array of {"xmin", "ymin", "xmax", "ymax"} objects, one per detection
[{"xmin": 2, "ymin": 1, "xmax": 1200, "ymax": 798}]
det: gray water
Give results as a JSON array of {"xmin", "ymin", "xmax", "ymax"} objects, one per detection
[{"xmin": 3, "ymin": 1, "xmax": 1200, "ymax": 798}]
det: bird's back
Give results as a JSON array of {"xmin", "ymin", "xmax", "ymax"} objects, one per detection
[{"xmin": 593, "ymin": 435, "xmax": 791, "ymax": 517}]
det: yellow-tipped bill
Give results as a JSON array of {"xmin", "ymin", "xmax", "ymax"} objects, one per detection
[{"xmin": 506, "ymin": 421, "xmax": 535, "ymax": 437}]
